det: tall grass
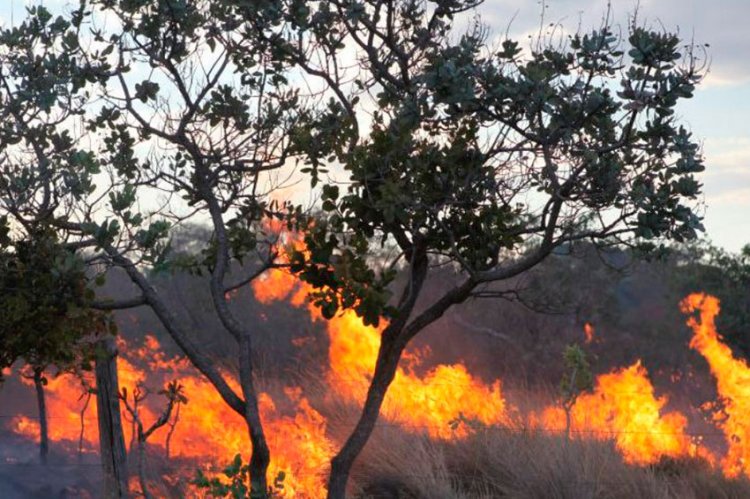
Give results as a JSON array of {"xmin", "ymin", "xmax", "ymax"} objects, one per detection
[{"xmin": 349, "ymin": 424, "xmax": 750, "ymax": 499}]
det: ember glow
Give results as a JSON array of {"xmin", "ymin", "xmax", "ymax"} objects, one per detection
[{"xmin": 583, "ymin": 322, "xmax": 595, "ymax": 344}]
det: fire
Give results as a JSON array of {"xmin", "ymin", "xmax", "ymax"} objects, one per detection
[
  {"xmin": 539, "ymin": 361, "xmax": 694, "ymax": 465},
  {"xmin": 6, "ymin": 335, "xmax": 334, "ymax": 497},
  {"xmin": 252, "ymin": 268, "xmax": 510, "ymax": 439},
  {"xmin": 681, "ymin": 292, "xmax": 750, "ymax": 478},
  {"xmin": 156, "ymin": 365, "xmax": 334, "ymax": 497},
  {"xmin": 14, "ymin": 280, "xmax": 750, "ymax": 492},
  {"xmin": 262, "ymin": 388, "xmax": 336, "ymax": 496},
  {"xmin": 14, "ymin": 369, "xmax": 101, "ymax": 451},
  {"xmin": 322, "ymin": 309, "xmax": 508, "ymax": 438},
  {"xmin": 583, "ymin": 322, "xmax": 595, "ymax": 344}
]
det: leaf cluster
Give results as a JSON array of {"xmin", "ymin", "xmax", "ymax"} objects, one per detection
[{"xmin": 0, "ymin": 225, "xmax": 112, "ymax": 381}]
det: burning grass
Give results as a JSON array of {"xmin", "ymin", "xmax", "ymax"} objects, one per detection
[{"xmin": 3, "ymin": 291, "xmax": 750, "ymax": 497}]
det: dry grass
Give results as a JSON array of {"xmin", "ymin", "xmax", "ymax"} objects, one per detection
[
  {"xmin": 300, "ymin": 379, "xmax": 750, "ymax": 498},
  {"xmin": 349, "ymin": 425, "xmax": 750, "ymax": 499}
]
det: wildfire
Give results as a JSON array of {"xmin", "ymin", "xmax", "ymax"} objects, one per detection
[
  {"xmin": 162, "ymin": 368, "xmax": 334, "ymax": 497},
  {"xmin": 14, "ymin": 368, "xmax": 102, "ymax": 452},
  {"xmin": 11, "ymin": 281, "xmax": 750, "ymax": 493},
  {"xmin": 681, "ymin": 292, "xmax": 750, "ymax": 478},
  {"xmin": 7, "ymin": 335, "xmax": 334, "ymax": 498},
  {"xmin": 538, "ymin": 361, "xmax": 695, "ymax": 465},
  {"xmin": 252, "ymin": 267, "xmax": 510, "ymax": 439}
]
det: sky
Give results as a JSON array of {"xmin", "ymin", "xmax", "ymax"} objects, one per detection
[
  {"xmin": 0, "ymin": 0, "xmax": 747, "ymax": 252},
  {"xmin": 475, "ymin": 0, "xmax": 750, "ymax": 252}
]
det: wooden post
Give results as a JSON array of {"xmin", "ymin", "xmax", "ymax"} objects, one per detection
[{"xmin": 95, "ymin": 336, "xmax": 129, "ymax": 498}]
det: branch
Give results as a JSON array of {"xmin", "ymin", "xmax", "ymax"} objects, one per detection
[
  {"xmin": 103, "ymin": 244, "xmax": 245, "ymax": 415},
  {"xmin": 223, "ymin": 258, "xmax": 285, "ymax": 294},
  {"xmin": 90, "ymin": 295, "xmax": 146, "ymax": 311}
]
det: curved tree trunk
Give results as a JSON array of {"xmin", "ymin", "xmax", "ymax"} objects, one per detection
[
  {"xmin": 95, "ymin": 337, "xmax": 129, "ymax": 498},
  {"xmin": 326, "ymin": 342, "xmax": 403, "ymax": 499},
  {"xmin": 107, "ymin": 246, "xmax": 269, "ymax": 495},
  {"xmin": 327, "ymin": 254, "xmax": 430, "ymax": 498},
  {"xmin": 32, "ymin": 368, "xmax": 48, "ymax": 466},
  {"xmin": 239, "ymin": 330, "xmax": 270, "ymax": 496}
]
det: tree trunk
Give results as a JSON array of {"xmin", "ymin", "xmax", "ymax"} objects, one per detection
[
  {"xmin": 95, "ymin": 337, "xmax": 129, "ymax": 498},
  {"xmin": 239, "ymin": 330, "xmax": 270, "ymax": 497},
  {"xmin": 32, "ymin": 368, "xmax": 49, "ymax": 466},
  {"xmin": 165, "ymin": 402, "xmax": 180, "ymax": 459},
  {"xmin": 79, "ymin": 391, "xmax": 92, "ymax": 461},
  {"xmin": 327, "ymin": 341, "xmax": 403, "ymax": 499},
  {"xmin": 137, "ymin": 439, "xmax": 153, "ymax": 499}
]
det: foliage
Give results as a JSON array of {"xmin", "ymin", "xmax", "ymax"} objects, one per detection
[
  {"xmin": 279, "ymin": 3, "xmax": 709, "ymax": 491},
  {"xmin": 0, "ymin": 1, "xmax": 712, "ymax": 494},
  {"xmin": 290, "ymin": 3, "xmax": 707, "ymax": 327},
  {"xmin": 0, "ymin": 226, "xmax": 111, "ymax": 381},
  {"xmin": 560, "ymin": 344, "xmax": 594, "ymax": 408},
  {"xmin": 193, "ymin": 454, "xmax": 286, "ymax": 499}
]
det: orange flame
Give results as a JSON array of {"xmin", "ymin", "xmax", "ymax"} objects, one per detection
[
  {"xmin": 16, "ymin": 270, "xmax": 750, "ymax": 492},
  {"xmin": 7, "ymin": 334, "xmax": 334, "ymax": 497},
  {"xmin": 252, "ymin": 264, "xmax": 510, "ymax": 439},
  {"xmin": 583, "ymin": 322, "xmax": 595, "ymax": 344},
  {"xmin": 539, "ymin": 361, "xmax": 695, "ymax": 465},
  {"xmin": 321, "ymin": 309, "xmax": 508, "ymax": 438},
  {"xmin": 681, "ymin": 292, "xmax": 750, "ymax": 477}
]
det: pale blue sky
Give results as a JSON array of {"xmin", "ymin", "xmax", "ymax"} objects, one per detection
[
  {"xmin": 478, "ymin": 0, "xmax": 750, "ymax": 252},
  {"xmin": 1, "ymin": 0, "xmax": 747, "ymax": 251}
]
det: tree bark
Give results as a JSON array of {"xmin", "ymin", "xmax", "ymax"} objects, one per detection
[
  {"xmin": 95, "ymin": 337, "xmax": 129, "ymax": 498},
  {"xmin": 32, "ymin": 368, "xmax": 49, "ymax": 466},
  {"xmin": 327, "ymin": 254, "xmax": 430, "ymax": 498},
  {"xmin": 239, "ymin": 330, "xmax": 270, "ymax": 496},
  {"xmin": 106, "ymin": 244, "xmax": 269, "ymax": 493},
  {"xmin": 137, "ymin": 438, "xmax": 153, "ymax": 499},
  {"xmin": 326, "ymin": 341, "xmax": 403, "ymax": 499}
]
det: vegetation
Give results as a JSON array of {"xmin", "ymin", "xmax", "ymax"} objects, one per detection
[
  {"xmin": 0, "ymin": 0, "xmax": 718, "ymax": 497},
  {"xmin": 193, "ymin": 454, "xmax": 286, "ymax": 499},
  {"xmin": 286, "ymin": 3, "xmax": 707, "ymax": 493},
  {"xmin": 0, "ymin": 225, "xmax": 110, "ymax": 463},
  {"xmin": 0, "ymin": 227, "xmax": 108, "ymax": 380},
  {"xmin": 352, "ymin": 420, "xmax": 750, "ymax": 499},
  {"xmin": 559, "ymin": 344, "xmax": 593, "ymax": 441},
  {"xmin": 120, "ymin": 381, "xmax": 187, "ymax": 499}
]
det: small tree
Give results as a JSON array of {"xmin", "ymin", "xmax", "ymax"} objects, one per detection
[
  {"xmin": 0, "ymin": 226, "xmax": 110, "ymax": 464},
  {"xmin": 559, "ymin": 344, "xmax": 594, "ymax": 441},
  {"xmin": 120, "ymin": 381, "xmax": 187, "ymax": 499},
  {"xmin": 0, "ymin": 3, "xmax": 307, "ymax": 493},
  {"xmin": 193, "ymin": 454, "xmax": 286, "ymax": 499}
]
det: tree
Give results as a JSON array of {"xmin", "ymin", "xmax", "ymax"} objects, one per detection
[
  {"xmin": 0, "ymin": 2, "xmax": 709, "ymax": 497},
  {"xmin": 278, "ymin": 2, "xmax": 707, "ymax": 495},
  {"xmin": 0, "ymin": 3, "xmax": 305, "ymax": 494},
  {"xmin": 0, "ymin": 225, "xmax": 110, "ymax": 464},
  {"xmin": 120, "ymin": 380, "xmax": 187, "ymax": 499},
  {"xmin": 95, "ymin": 336, "xmax": 130, "ymax": 498},
  {"xmin": 560, "ymin": 344, "xmax": 593, "ymax": 441}
]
